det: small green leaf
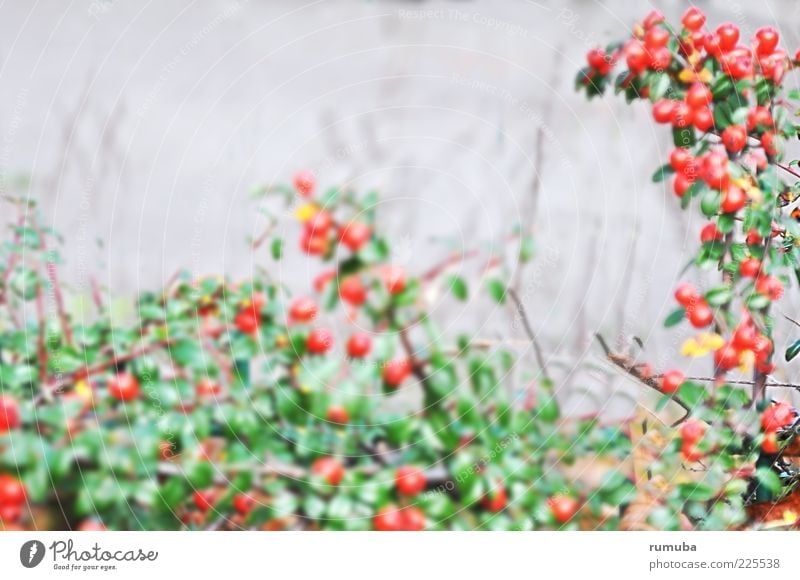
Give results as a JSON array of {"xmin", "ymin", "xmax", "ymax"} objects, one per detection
[
  {"xmin": 486, "ymin": 279, "xmax": 507, "ymax": 304},
  {"xmin": 678, "ymin": 381, "xmax": 707, "ymax": 407},
  {"xmin": 664, "ymin": 307, "xmax": 685, "ymax": 328},
  {"xmin": 271, "ymin": 238, "xmax": 283, "ymax": 260},
  {"xmin": 446, "ymin": 275, "xmax": 468, "ymax": 301},
  {"xmin": 651, "ymin": 164, "xmax": 674, "ymax": 183},
  {"xmin": 785, "ymin": 339, "xmax": 800, "ymax": 362},
  {"xmin": 705, "ymin": 286, "xmax": 733, "ymax": 307}
]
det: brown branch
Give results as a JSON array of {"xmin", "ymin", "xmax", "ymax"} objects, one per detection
[
  {"xmin": 90, "ymin": 277, "xmax": 104, "ymax": 313},
  {"xmin": 35, "ymin": 338, "xmax": 175, "ymax": 405},
  {"xmin": 594, "ymin": 334, "xmax": 691, "ymax": 426},
  {"xmin": 35, "ymin": 285, "xmax": 48, "ymax": 387},
  {"xmin": 40, "ymin": 229, "xmax": 73, "ymax": 346},
  {"xmin": 507, "ymin": 288, "xmax": 550, "ymax": 382}
]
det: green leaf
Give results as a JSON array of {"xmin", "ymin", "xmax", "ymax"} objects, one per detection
[
  {"xmin": 677, "ymin": 381, "xmax": 707, "ymax": 407},
  {"xmin": 519, "ymin": 235, "xmax": 535, "ymax": 263},
  {"xmin": 446, "ymin": 275, "xmax": 468, "ymax": 301},
  {"xmin": 271, "ymin": 238, "xmax": 283, "ymax": 260},
  {"xmin": 664, "ymin": 307, "xmax": 685, "ymax": 328},
  {"xmin": 700, "ymin": 189, "xmax": 720, "ymax": 217},
  {"xmin": 648, "ymin": 72, "xmax": 670, "ymax": 101},
  {"xmin": 711, "ymin": 76, "xmax": 734, "ymax": 100},
  {"xmin": 705, "ymin": 286, "xmax": 733, "ymax": 307},
  {"xmin": 755, "ymin": 467, "xmax": 782, "ymax": 498},
  {"xmin": 486, "ymin": 279, "xmax": 506, "ymax": 304},
  {"xmin": 785, "ymin": 339, "xmax": 800, "ymax": 362},
  {"xmin": 651, "ymin": 164, "xmax": 674, "ymax": 183}
]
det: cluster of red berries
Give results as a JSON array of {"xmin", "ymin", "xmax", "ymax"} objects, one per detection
[
  {"xmin": 373, "ymin": 504, "xmax": 426, "ymax": 531},
  {"xmin": 0, "ymin": 474, "xmax": 26, "ymax": 523},
  {"xmin": 760, "ymin": 402, "xmax": 796, "ymax": 453},
  {"xmin": 618, "ymin": 8, "xmax": 791, "ymax": 82},
  {"xmin": 673, "ymin": 282, "xmax": 714, "ymax": 328},
  {"xmin": 292, "ymin": 172, "xmax": 372, "ymax": 257},
  {"xmin": 191, "ymin": 488, "xmax": 256, "ymax": 517}
]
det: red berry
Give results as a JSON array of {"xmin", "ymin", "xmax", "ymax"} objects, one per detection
[
  {"xmin": 716, "ymin": 23, "xmax": 740, "ymax": 52},
  {"xmin": 746, "ymin": 230, "xmax": 762, "ymax": 246},
  {"xmin": 382, "ymin": 265, "xmax": 407, "ymax": 295},
  {"xmin": 714, "ymin": 343, "xmax": 740, "ymax": 371},
  {"xmin": 196, "ymin": 377, "xmax": 221, "ymax": 397},
  {"xmin": 701, "ymin": 151, "xmax": 729, "ymax": 189},
  {"xmin": 645, "ymin": 26, "xmax": 669, "ymax": 50},
  {"xmin": 747, "ymin": 106, "xmax": 773, "ymax": 132},
  {"xmin": 704, "ymin": 34, "xmax": 724, "ymax": 58},
  {"xmin": 642, "ymin": 10, "xmax": 665, "ymax": 30},
  {"xmin": 311, "ymin": 457, "xmax": 344, "ymax": 486},
  {"xmin": 731, "ymin": 324, "xmax": 756, "ymax": 351},
  {"xmin": 753, "ymin": 335, "xmax": 774, "ymax": 363},
  {"xmin": 761, "ymin": 132, "xmax": 778, "ymax": 157},
  {"xmin": 755, "ymin": 26, "xmax": 780, "ymax": 56},
  {"xmin": 700, "ymin": 223, "xmax": 722, "ymax": 244},
  {"xmin": 339, "ymin": 276, "xmax": 367, "ymax": 307},
  {"xmin": 339, "ymin": 222, "xmax": 371, "ymax": 252},
  {"xmin": 586, "ymin": 48, "xmax": 610, "ymax": 74},
  {"xmin": 304, "ymin": 210, "xmax": 333, "ymax": 237},
  {"xmin": 673, "ymin": 173, "xmax": 694, "ymax": 197},
  {"xmin": 193, "ymin": 489, "xmax": 215, "ymax": 512},
  {"xmin": 721, "ymin": 184, "xmax": 746, "ymax": 213},
  {"xmin": 685, "ymin": 83, "xmax": 711, "ymax": 110},
  {"xmin": 395, "ymin": 466, "xmax": 426, "ymax": 496},
  {"xmin": 233, "ymin": 493, "xmax": 255, "ymax": 516},
  {"xmin": 661, "ymin": 369, "xmax": 685, "ymax": 394},
  {"xmin": 0, "ymin": 474, "xmax": 26, "ymax": 506},
  {"xmin": 300, "ymin": 229, "xmax": 329, "ymax": 256},
  {"xmin": 762, "ymin": 402, "xmax": 795, "ymax": 432},
  {"xmin": 687, "ymin": 301, "xmax": 713, "ymax": 328},
  {"xmin": 649, "ymin": 47, "xmax": 672, "ymax": 70},
  {"xmin": 108, "ymin": 372, "xmax": 140, "ymax": 402},
  {"xmin": 293, "ymin": 170, "xmax": 315, "ymax": 197},
  {"xmin": 326, "ymin": 405, "xmax": 349, "ymax": 424},
  {"xmin": 548, "ymin": 495, "xmax": 580, "ymax": 524},
  {"xmin": 680, "ymin": 419, "xmax": 705, "ymax": 445},
  {"xmin": 481, "ymin": 485, "xmax": 508, "ymax": 513},
  {"xmin": 313, "ymin": 269, "xmax": 336, "ymax": 293},
  {"xmin": 693, "ymin": 107, "xmax": 714, "ymax": 132},
  {"xmin": 401, "ymin": 506, "xmax": 426, "ymax": 531},
  {"xmin": 762, "ymin": 432, "xmax": 779, "ymax": 454},
  {"xmin": 681, "ymin": 7, "xmax": 706, "ymax": 32},
  {"xmin": 234, "ymin": 308, "xmax": 260, "ymax": 335},
  {"xmin": 681, "ymin": 442, "xmax": 704, "ymax": 462},
  {"xmin": 306, "ymin": 328, "xmax": 334, "ymax": 354},
  {"xmin": 721, "ymin": 125, "xmax": 747, "ymax": 153},
  {"xmin": 0, "ymin": 396, "xmax": 20, "ymax": 433},
  {"xmin": 669, "ymin": 148, "xmax": 692, "ymax": 172},
  {"xmin": 0, "ymin": 503, "xmax": 21, "ymax": 523},
  {"xmin": 652, "ymin": 100, "xmax": 675, "ymax": 124},
  {"xmin": 374, "ymin": 505, "xmax": 406, "ymax": 531},
  {"xmin": 346, "ymin": 332, "xmax": 372, "ymax": 358},
  {"xmin": 670, "ymin": 101, "xmax": 693, "ymax": 128},
  {"xmin": 755, "ymin": 275, "xmax": 783, "ymax": 301},
  {"xmin": 739, "ymin": 258, "xmax": 761, "ymax": 278},
  {"xmin": 625, "ymin": 41, "xmax": 649, "ymax": 74},
  {"xmin": 289, "ymin": 296, "xmax": 318, "ymax": 323},
  {"xmin": 383, "ymin": 358, "xmax": 412, "ymax": 387},
  {"xmin": 674, "ymin": 283, "xmax": 698, "ymax": 307}
]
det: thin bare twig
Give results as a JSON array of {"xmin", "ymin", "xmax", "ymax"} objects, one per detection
[
  {"xmin": 594, "ymin": 334, "xmax": 690, "ymax": 426},
  {"xmin": 507, "ymin": 288, "xmax": 550, "ymax": 382}
]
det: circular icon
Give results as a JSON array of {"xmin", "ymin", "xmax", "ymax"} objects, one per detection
[{"xmin": 20, "ymin": 540, "xmax": 45, "ymax": 568}]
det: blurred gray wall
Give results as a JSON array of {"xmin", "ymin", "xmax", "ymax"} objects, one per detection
[{"xmin": 3, "ymin": 0, "xmax": 800, "ymax": 415}]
